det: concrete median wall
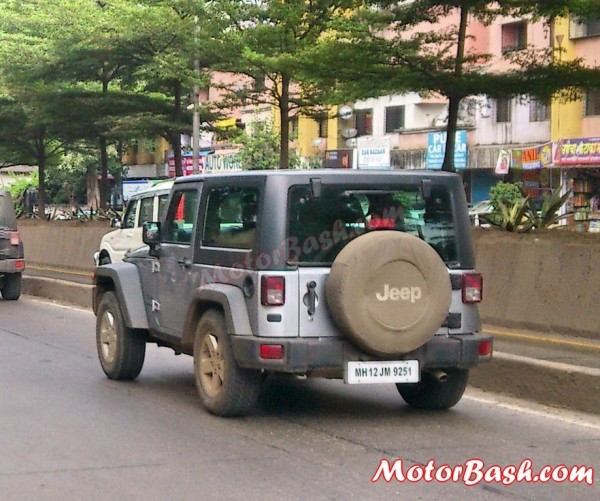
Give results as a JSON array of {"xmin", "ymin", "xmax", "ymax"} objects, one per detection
[
  {"xmin": 18, "ymin": 220, "xmax": 111, "ymax": 272},
  {"xmin": 17, "ymin": 220, "xmax": 600, "ymax": 339},
  {"xmin": 473, "ymin": 229, "xmax": 600, "ymax": 340}
]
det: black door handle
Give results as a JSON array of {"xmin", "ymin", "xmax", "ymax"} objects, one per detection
[
  {"xmin": 177, "ymin": 257, "xmax": 192, "ymax": 268},
  {"xmin": 306, "ymin": 281, "xmax": 317, "ymax": 316}
]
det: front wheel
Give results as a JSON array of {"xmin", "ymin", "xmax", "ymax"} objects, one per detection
[
  {"xmin": 96, "ymin": 291, "xmax": 146, "ymax": 380},
  {"xmin": 194, "ymin": 310, "xmax": 261, "ymax": 417},
  {"xmin": 396, "ymin": 369, "xmax": 469, "ymax": 410},
  {"xmin": 1, "ymin": 273, "xmax": 22, "ymax": 300}
]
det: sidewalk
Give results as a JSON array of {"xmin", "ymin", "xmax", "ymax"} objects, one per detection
[{"xmin": 20, "ymin": 273, "xmax": 600, "ymax": 415}]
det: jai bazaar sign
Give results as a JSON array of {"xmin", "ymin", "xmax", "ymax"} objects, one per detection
[{"xmin": 554, "ymin": 137, "xmax": 600, "ymax": 166}]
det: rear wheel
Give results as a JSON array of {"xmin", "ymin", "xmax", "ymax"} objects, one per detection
[
  {"xmin": 396, "ymin": 369, "xmax": 469, "ymax": 410},
  {"xmin": 1, "ymin": 273, "xmax": 21, "ymax": 300},
  {"xmin": 96, "ymin": 291, "xmax": 145, "ymax": 380},
  {"xmin": 194, "ymin": 309, "xmax": 261, "ymax": 417}
]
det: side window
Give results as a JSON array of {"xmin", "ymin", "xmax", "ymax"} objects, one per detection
[
  {"xmin": 122, "ymin": 200, "xmax": 138, "ymax": 229},
  {"xmin": 203, "ymin": 187, "xmax": 259, "ymax": 249},
  {"xmin": 163, "ymin": 190, "xmax": 199, "ymax": 244},
  {"xmin": 138, "ymin": 196, "xmax": 154, "ymax": 226},
  {"xmin": 157, "ymin": 194, "xmax": 169, "ymax": 220}
]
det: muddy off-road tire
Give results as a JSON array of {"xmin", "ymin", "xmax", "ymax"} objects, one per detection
[
  {"xmin": 96, "ymin": 291, "xmax": 146, "ymax": 380},
  {"xmin": 194, "ymin": 310, "xmax": 262, "ymax": 417},
  {"xmin": 325, "ymin": 231, "xmax": 451, "ymax": 356},
  {"xmin": 397, "ymin": 369, "xmax": 469, "ymax": 410}
]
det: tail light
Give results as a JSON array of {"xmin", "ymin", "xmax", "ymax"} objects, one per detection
[
  {"xmin": 478, "ymin": 339, "xmax": 493, "ymax": 357},
  {"xmin": 261, "ymin": 276, "xmax": 285, "ymax": 306},
  {"xmin": 10, "ymin": 231, "xmax": 20, "ymax": 246},
  {"xmin": 462, "ymin": 273, "xmax": 483, "ymax": 303},
  {"xmin": 260, "ymin": 344, "xmax": 285, "ymax": 359}
]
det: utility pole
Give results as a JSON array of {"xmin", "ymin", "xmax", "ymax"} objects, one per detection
[{"xmin": 192, "ymin": 57, "xmax": 200, "ymax": 175}]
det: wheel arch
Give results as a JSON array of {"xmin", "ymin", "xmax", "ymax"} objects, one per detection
[
  {"xmin": 93, "ymin": 263, "xmax": 149, "ymax": 329},
  {"xmin": 181, "ymin": 284, "xmax": 252, "ymax": 354}
]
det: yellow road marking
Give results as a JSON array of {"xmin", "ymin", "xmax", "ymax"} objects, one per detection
[
  {"xmin": 484, "ymin": 327, "xmax": 600, "ymax": 351},
  {"xmin": 26, "ymin": 265, "xmax": 91, "ymax": 277}
]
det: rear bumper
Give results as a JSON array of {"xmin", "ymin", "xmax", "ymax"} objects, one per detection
[
  {"xmin": 0, "ymin": 259, "xmax": 25, "ymax": 273},
  {"xmin": 231, "ymin": 333, "xmax": 493, "ymax": 374}
]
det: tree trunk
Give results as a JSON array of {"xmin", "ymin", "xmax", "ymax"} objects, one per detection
[
  {"xmin": 86, "ymin": 162, "xmax": 100, "ymax": 210},
  {"xmin": 36, "ymin": 137, "xmax": 46, "ymax": 219},
  {"xmin": 173, "ymin": 134, "xmax": 183, "ymax": 177},
  {"xmin": 173, "ymin": 79, "xmax": 183, "ymax": 177},
  {"xmin": 279, "ymin": 74, "xmax": 290, "ymax": 169},
  {"xmin": 99, "ymin": 135, "xmax": 109, "ymax": 208},
  {"xmin": 442, "ymin": 5, "xmax": 469, "ymax": 173},
  {"xmin": 99, "ymin": 72, "xmax": 110, "ymax": 208},
  {"xmin": 442, "ymin": 96, "xmax": 461, "ymax": 173}
]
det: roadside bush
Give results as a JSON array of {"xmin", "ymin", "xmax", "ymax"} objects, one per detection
[{"xmin": 489, "ymin": 182, "xmax": 524, "ymax": 210}]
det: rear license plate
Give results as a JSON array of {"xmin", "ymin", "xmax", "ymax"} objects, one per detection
[{"xmin": 345, "ymin": 360, "xmax": 419, "ymax": 384}]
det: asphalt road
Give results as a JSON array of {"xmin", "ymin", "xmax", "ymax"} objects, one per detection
[{"xmin": 1, "ymin": 297, "xmax": 599, "ymax": 501}]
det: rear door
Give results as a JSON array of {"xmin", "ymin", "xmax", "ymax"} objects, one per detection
[{"xmin": 287, "ymin": 184, "xmax": 362, "ymax": 338}]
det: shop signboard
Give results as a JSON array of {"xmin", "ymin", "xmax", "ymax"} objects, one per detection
[
  {"xmin": 166, "ymin": 153, "xmax": 204, "ymax": 177},
  {"xmin": 426, "ymin": 130, "xmax": 467, "ymax": 170},
  {"xmin": 324, "ymin": 149, "xmax": 353, "ymax": 168},
  {"xmin": 511, "ymin": 142, "xmax": 553, "ymax": 170},
  {"xmin": 122, "ymin": 179, "xmax": 153, "ymax": 201},
  {"xmin": 554, "ymin": 137, "xmax": 600, "ymax": 166},
  {"xmin": 357, "ymin": 144, "xmax": 390, "ymax": 169}
]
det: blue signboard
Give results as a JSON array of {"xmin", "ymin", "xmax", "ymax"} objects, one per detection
[{"xmin": 426, "ymin": 130, "xmax": 468, "ymax": 170}]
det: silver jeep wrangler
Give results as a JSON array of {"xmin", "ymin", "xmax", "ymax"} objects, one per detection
[{"xmin": 93, "ymin": 170, "xmax": 492, "ymax": 416}]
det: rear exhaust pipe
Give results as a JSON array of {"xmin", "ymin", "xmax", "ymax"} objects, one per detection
[{"xmin": 429, "ymin": 370, "xmax": 448, "ymax": 383}]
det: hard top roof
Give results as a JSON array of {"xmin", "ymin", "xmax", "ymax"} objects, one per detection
[{"xmin": 173, "ymin": 168, "xmax": 459, "ymax": 185}]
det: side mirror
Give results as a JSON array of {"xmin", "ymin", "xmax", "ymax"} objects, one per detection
[
  {"xmin": 111, "ymin": 217, "xmax": 122, "ymax": 229},
  {"xmin": 143, "ymin": 222, "xmax": 161, "ymax": 257}
]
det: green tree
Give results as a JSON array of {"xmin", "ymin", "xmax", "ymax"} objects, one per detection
[
  {"xmin": 213, "ymin": 0, "xmax": 356, "ymax": 168},
  {"xmin": 0, "ymin": 93, "xmax": 67, "ymax": 217},
  {"xmin": 305, "ymin": 0, "xmax": 600, "ymax": 171},
  {"xmin": 234, "ymin": 120, "xmax": 300, "ymax": 170}
]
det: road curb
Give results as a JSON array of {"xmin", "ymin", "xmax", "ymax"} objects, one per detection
[
  {"xmin": 469, "ymin": 352, "xmax": 600, "ymax": 415},
  {"xmin": 23, "ymin": 276, "xmax": 93, "ymax": 309}
]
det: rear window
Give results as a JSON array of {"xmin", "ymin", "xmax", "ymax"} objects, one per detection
[
  {"xmin": 287, "ymin": 184, "xmax": 458, "ymax": 266},
  {"xmin": 0, "ymin": 192, "xmax": 17, "ymax": 228}
]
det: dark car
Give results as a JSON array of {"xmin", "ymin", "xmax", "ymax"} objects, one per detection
[
  {"xmin": 93, "ymin": 170, "xmax": 492, "ymax": 416},
  {"xmin": 0, "ymin": 190, "xmax": 25, "ymax": 300}
]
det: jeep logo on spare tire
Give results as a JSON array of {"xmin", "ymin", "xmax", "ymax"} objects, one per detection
[
  {"xmin": 325, "ymin": 231, "xmax": 452, "ymax": 357},
  {"xmin": 375, "ymin": 284, "xmax": 422, "ymax": 303},
  {"xmin": 365, "ymin": 261, "xmax": 428, "ymax": 330}
]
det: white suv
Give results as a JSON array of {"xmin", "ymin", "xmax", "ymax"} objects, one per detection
[{"xmin": 94, "ymin": 180, "xmax": 173, "ymax": 265}]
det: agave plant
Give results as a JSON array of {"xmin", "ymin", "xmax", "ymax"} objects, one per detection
[
  {"xmin": 483, "ymin": 197, "xmax": 534, "ymax": 232},
  {"xmin": 527, "ymin": 189, "xmax": 573, "ymax": 229}
]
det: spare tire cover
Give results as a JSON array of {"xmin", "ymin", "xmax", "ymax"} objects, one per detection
[{"xmin": 325, "ymin": 230, "xmax": 451, "ymax": 356}]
